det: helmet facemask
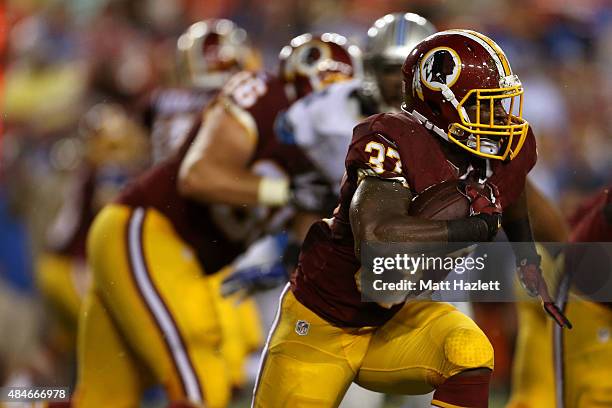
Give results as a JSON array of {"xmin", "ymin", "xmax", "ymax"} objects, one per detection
[
  {"xmin": 366, "ymin": 58, "xmax": 404, "ymax": 110},
  {"xmin": 448, "ymin": 74, "xmax": 528, "ymax": 160}
]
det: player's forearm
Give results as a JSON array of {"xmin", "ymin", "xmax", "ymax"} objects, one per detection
[
  {"xmin": 372, "ymin": 215, "xmax": 493, "ymax": 244},
  {"xmin": 178, "ymin": 162, "xmax": 275, "ymax": 206},
  {"xmin": 372, "ymin": 216, "xmax": 449, "ymax": 243},
  {"xmin": 502, "ymin": 190, "xmax": 534, "ymax": 243},
  {"xmin": 352, "ymin": 177, "xmax": 491, "ymax": 248}
]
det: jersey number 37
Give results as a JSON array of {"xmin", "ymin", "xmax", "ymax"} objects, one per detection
[{"xmin": 365, "ymin": 141, "xmax": 402, "ymax": 175}]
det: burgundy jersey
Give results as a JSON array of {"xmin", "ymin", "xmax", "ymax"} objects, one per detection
[
  {"xmin": 292, "ymin": 112, "xmax": 537, "ymax": 327},
  {"xmin": 148, "ymin": 87, "xmax": 216, "ymax": 163},
  {"xmin": 569, "ymin": 187, "xmax": 612, "ymax": 242},
  {"xmin": 566, "ymin": 187, "xmax": 612, "ymax": 308},
  {"xmin": 119, "ymin": 71, "xmax": 317, "ymax": 274}
]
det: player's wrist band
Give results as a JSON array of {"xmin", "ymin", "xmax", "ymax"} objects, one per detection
[
  {"xmin": 446, "ymin": 217, "xmax": 490, "ymax": 242},
  {"xmin": 258, "ymin": 177, "xmax": 290, "ymax": 206}
]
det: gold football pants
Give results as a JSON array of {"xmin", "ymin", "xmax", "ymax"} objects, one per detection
[
  {"xmin": 253, "ymin": 285, "xmax": 494, "ymax": 407},
  {"xmin": 36, "ymin": 252, "xmax": 88, "ymax": 350},
  {"xmin": 74, "ymin": 205, "xmax": 229, "ymax": 408},
  {"xmin": 208, "ymin": 268, "xmax": 263, "ymax": 389}
]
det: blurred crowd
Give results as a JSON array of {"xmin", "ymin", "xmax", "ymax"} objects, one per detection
[{"xmin": 0, "ymin": 0, "xmax": 610, "ymax": 403}]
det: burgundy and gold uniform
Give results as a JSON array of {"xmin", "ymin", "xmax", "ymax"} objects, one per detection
[
  {"xmin": 562, "ymin": 188, "xmax": 612, "ymax": 407},
  {"xmin": 119, "ymin": 72, "xmax": 315, "ymax": 273},
  {"xmin": 75, "ymin": 71, "xmax": 319, "ymax": 408},
  {"xmin": 295, "ymin": 112, "xmax": 536, "ymax": 328},
  {"xmin": 38, "ymin": 100, "xmax": 150, "ymax": 336},
  {"xmin": 253, "ymin": 111, "xmax": 537, "ymax": 407},
  {"xmin": 38, "ymin": 103, "xmax": 150, "ymax": 390},
  {"xmin": 145, "ymin": 85, "xmax": 265, "ymax": 389},
  {"xmin": 508, "ymin": 187, "xmax": 612, "ymax": 408}
]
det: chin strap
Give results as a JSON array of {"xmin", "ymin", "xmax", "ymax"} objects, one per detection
[
  {"xmin": 402, "ymin": 82, "xmax": 471, "ymax": 145},
  {"xmin": 405, "ymin": 106, "xmax": 501, "ymax": 159},
  {"xmin": 440, "ymin": 83, "xmax": 472, "ymax": 126},
  {"xmin": 402, "ymin": 106, "xmax": 449, "ymax": 141}
]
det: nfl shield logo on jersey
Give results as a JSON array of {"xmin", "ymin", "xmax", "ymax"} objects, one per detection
[{"xmin": 295, "ymin": 320, "xmax": 310, "ymax": 336}]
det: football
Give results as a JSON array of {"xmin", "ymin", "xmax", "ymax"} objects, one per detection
[{"xmin": 408, "ymin": 179, "xmax": 470, "ymax": 220}]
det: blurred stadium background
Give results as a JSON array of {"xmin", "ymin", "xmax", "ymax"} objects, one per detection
[{"xmin": 0, "ymin": 0, "xmax": 610, "ymax": 407}]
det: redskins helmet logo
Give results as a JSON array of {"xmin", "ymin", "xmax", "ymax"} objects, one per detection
[
  {"xmin": 420, "ymin": 47, "xmax": 461, "ymax": 91},
  {"xmin": 293, "ymin": 41, "xmax": 331, "ymax": 76}
]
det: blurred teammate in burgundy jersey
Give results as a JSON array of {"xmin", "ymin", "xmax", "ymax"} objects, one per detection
[
  {"xmin": 75, "ymin": 28, "xmax": 361, "ymax": 407},
  {"xmin": 508, "ymin": 186, "xmax": 612, "ymax": 408},
  {"xmin": 142, "ymin": 19, "xmax": 266, "ymax": 392},
  {"xmin": 560, "ymin": 187, "xmax": 612, "ymax": 407},
  {"xmin": 36, "ymin": 103, "xmax": 148, "ymax": 380}
]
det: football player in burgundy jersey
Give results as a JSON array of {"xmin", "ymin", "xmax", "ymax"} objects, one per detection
[
  {"xmin": 37, "ymin": 103, "xmax": 148, "ymax": 379},
  {"xmin": 509, "ymin": 186, "xmax": 612, "ymax": 408},
  {"xmin": 215, "ymin": 14, "xmax": 437, "ymax": 408},
  {"xmin": 143, "ymin": 19, "xmax": 267, "ymax": 392},
  {"xmin": 75, "ymin": 32, "xmax": 361, "ymax": 408},
  {"xmin": 252, "ymin": 30, "xmax": 571, "ymax": 408}
]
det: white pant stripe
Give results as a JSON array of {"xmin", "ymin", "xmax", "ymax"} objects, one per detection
[
  {"xmin": 251, "ymin": 283, "xmax": 290, "ymax": 407},
  {"xmin": 128, "ymin": 207, "xmax": 203, "ymax": 404}
]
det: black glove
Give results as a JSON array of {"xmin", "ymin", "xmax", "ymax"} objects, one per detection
[
  {"xmin": 447, "ymin": 212, "xmax": 501, "ymax": 242},
  {"xmin": 289, "ymin": 172, "xmax": 337, "ymax": 213}
]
